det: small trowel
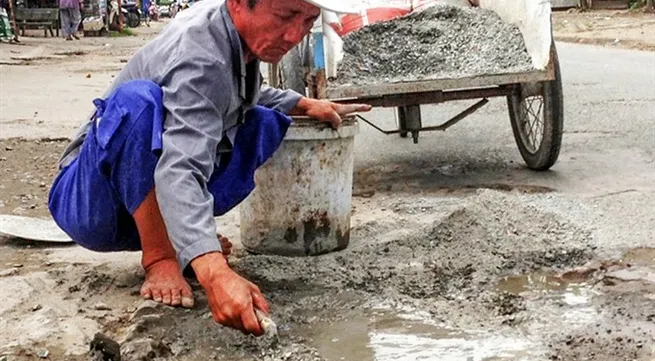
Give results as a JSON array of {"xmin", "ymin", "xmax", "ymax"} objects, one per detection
[{"xmin": 255, "ymin": 309, "xmax": 279, "ymax": 342}]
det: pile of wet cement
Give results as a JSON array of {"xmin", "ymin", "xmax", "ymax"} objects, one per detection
[
  {"xmin": 334, "ymin": 5, "xmax": 535, "ymax": 86},
  {"xmin": 114, "ymin": 190, "xmax": 594, "ymax": 361},
  {"xmin": 239, "ymin": 189, "xmax": 593, "ymax": 299}
]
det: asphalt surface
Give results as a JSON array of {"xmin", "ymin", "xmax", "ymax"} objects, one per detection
[
  {"xmin": 352, "ymin": 42, "xmax": 655, "ymax": 196},
  {"xmin": 347, "ymin": 42, "xmax": 654, "ymax": 259}
]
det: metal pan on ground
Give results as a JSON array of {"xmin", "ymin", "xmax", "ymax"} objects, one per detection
[{"xmin": 0, "ymin": 215, "xmax": 73, "ymax": 243}]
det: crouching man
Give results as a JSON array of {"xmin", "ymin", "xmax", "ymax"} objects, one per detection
[{"xmin": 49, "ymin": 0, "xmax": 369, "ymax": 336}]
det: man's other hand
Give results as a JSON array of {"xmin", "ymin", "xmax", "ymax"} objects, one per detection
[
  {"xmin": 292, "ymin": 97, "xmax": 372, "ymax": 129},
  {"xmin": 191, "ymin": 252, "xmax": 270, "ymax": 335}
]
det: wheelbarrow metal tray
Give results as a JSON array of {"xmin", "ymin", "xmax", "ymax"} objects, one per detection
[
  {"xmin": 323, "ymin": 0, "xmax": 555, "ymax": 102},
  {"xmin": 324, "ymin": 66, "xmax": 555, "ymax": 101}
]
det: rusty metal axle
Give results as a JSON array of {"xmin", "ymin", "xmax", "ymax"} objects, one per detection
[{"xmin": 355, "ymin": 98, "xmax": 490, "ymax": 137}]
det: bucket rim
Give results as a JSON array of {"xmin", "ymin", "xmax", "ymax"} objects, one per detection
[{"xmin": 287, "ymin": 115, "xmax": 359, "ymax": 140}]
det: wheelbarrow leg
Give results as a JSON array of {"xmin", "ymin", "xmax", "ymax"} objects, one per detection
[{"xmin": 397, "ymin": 105, "xmax": 422, "ymax": 144}]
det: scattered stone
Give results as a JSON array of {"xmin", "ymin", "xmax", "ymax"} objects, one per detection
[
  {"xmin": 37, "ymin": 349, "xmax": 49, "ymax": 358},
  {"xmin": 335, "ymin": 5, "xmax": 533, "ymax": 85},
  {"xmin": 90, "ymin": 333, "xmax": 122, "ymax": 361},
  {"xmin": 129, "ymin": 300, "xmax": 164, "ymax": 321},
  {"xmin": 490, "ymin": 292, "xmax": 526, "ymax": 316},
  {"xmin": 12, "ymin": 264, "xmax": 23, "ymax": 268},
  {"xmin": 32, "ymin": 304, "xmax": 42, "ymax": 312},
  {"xmin": 0, "ymin": 268, "xmax": 19, "ymax": 277},
  {"xmin": 4, "ymin": 146, "xmax": 13, "ymax": 151},
  {"xmin": 121, "ymin": 338, "xmax": 171, "ymax": 360},
  {"xmin": 95, "ymin": 303, "xmax": 112, "ymax": 311}
]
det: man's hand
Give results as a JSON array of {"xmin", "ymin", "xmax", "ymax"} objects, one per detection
[
  {"xmin": 191, "ymin": 252, "xmax": 269, "ymax": 335},
  {"xmin": 291, "ymin": 97, "xmax": 372, "ymax": 129}
]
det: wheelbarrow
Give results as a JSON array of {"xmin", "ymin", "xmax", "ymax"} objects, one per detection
[{"xmin": 270, "ymin": 0, "xmax": 563, "ymax": 171}]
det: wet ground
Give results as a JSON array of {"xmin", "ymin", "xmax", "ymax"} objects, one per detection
[
  {"xmin": 1, "ymin": 136, "xmax": 653, "ymax": 360},
  {"xmin": 1, "ymin": 11, "xmax": 654, "ymax": 361}
]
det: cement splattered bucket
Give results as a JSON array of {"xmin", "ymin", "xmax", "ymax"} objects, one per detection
[{"xmin": 240, "ymin": 116, "xmax": 359, "ymax": 256}]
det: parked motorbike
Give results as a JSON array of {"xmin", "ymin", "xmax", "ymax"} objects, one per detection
[
  {"xmin": 108, "ymin": 0, "xmax": 140, "ymax": 29},
  {"xmin": 121, "ymin": 2, "xmax": 141, "ymax": 28}
]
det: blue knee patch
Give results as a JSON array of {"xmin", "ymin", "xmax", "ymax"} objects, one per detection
[{"xmin": 209, "ymin": 106, "xmax": 292, "ymax": 215}]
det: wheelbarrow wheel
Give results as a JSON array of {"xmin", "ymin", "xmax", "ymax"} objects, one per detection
[{"xmin": 507, "ymin": 44, "xmax": 563, "ymax": 171}]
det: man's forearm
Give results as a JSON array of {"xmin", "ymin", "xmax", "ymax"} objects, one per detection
[{"xmin": 258, "ymin": 84, "xmax": 303, "ymax": 114}]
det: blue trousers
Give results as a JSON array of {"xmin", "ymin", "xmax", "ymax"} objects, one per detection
[{"xmin": 48, "ymin": 80, "xmax": 292, "ymax": 252}]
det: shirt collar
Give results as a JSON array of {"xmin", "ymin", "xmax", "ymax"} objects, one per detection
[{"xmin": 220, "ymin": 2, "xmax": 249, "ymax": 100}]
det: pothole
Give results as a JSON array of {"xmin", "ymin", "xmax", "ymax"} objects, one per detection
[
  {"xmin": 496, "ymin": 272, "xmax": 595, "ymax": 304},
  {"xmin": 305, "ymin": 307, "xmax": 537, "ymax": 361}
]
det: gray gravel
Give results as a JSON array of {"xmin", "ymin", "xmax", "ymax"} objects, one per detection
[
  {"xmin": 334, "ymin": 4, "xmax": 535, "ymax": 85},
  {"xmin": 110, "ymin": 189, "xmax": 595, "ymax": 361}
]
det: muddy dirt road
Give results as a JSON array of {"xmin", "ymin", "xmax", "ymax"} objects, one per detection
[
  {"xmin": 1, "ymin": 14, "xmax": 654, "ymax": 361},
  {"xmin": 552, "ymin": 9, "xmax": 655, "ymax": 51}
]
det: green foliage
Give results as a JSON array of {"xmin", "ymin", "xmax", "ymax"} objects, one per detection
[{"xmin": 109, "ymin": 28, "xmax": 135, "ymax": 37}]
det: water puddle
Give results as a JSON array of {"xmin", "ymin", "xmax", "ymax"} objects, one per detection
[
  {"xmin": 622, "ymin": 247, "xmax": 655, "ymax": 266},
  {"xmin": 498, "ymin": 271, "xmax": 603, "ymax": 326},
  {"xmin": 304, "ymin": 251, "xmax": 655, "ymax": 361},
  {"xmin": 307, "ymin": 308, "xmax": 535, "ymax": 361},
  {"xmin": 496, "ymin": 273, "xmax": 594, "ymax": 305},
  {"xmin": 604, "ymin": 247, "xmax": 655, "ymax": 285}
]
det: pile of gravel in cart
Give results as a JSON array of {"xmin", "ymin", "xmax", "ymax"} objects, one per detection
[{"xmin": 334, "ymin": 4, "xmax": 535, "ymax": 85}]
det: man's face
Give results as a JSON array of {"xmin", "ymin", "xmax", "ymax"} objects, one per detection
[{"xmin": 230, "ymin": 0, "xmax": 321, "ymax": 63}]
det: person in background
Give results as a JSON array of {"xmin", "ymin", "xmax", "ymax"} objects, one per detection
[
  {"xmin": 141, "ymin": 0, "xmax": 151, "ymax": 26},
  {"xmin": 148, "ymin": 1, "xmax": 158, "ymax": 22},
  {"xmin": 59, "ymin": 0, "xmax": 82, "ymax": 40},
  {"xmin": 0, "ymin": 0, "xmax": 16, "ymax": 42}
]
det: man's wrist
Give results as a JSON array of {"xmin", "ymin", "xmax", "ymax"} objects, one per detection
[
  {"xmin": 190, "ymin": 252, "xmax": 229, "ymax": 285},
  {"xmin": 290, "ymin": 97, "xmax": 313, "ymax": 115}
]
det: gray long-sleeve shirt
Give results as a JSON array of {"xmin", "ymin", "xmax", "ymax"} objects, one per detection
[{"xmin": 58, "ymin": 0, "xmax": 303, "ymax": 269}]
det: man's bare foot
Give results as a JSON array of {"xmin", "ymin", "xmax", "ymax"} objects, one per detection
[{"xmin": 140, "ymin": 258, "xmax": 195, "ymax": 308}]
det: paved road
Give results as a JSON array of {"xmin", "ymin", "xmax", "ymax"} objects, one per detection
[
  {"xmin": 349, "ymin": 42, "xmax": 654, "ymax": 256},
  {"xmin": 352, "ymin": 42, "xmax": 654, "ymax": 196},
  {"xmin": 2, "ymin": 40, "xmax": 653, "ymax": 254}
]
